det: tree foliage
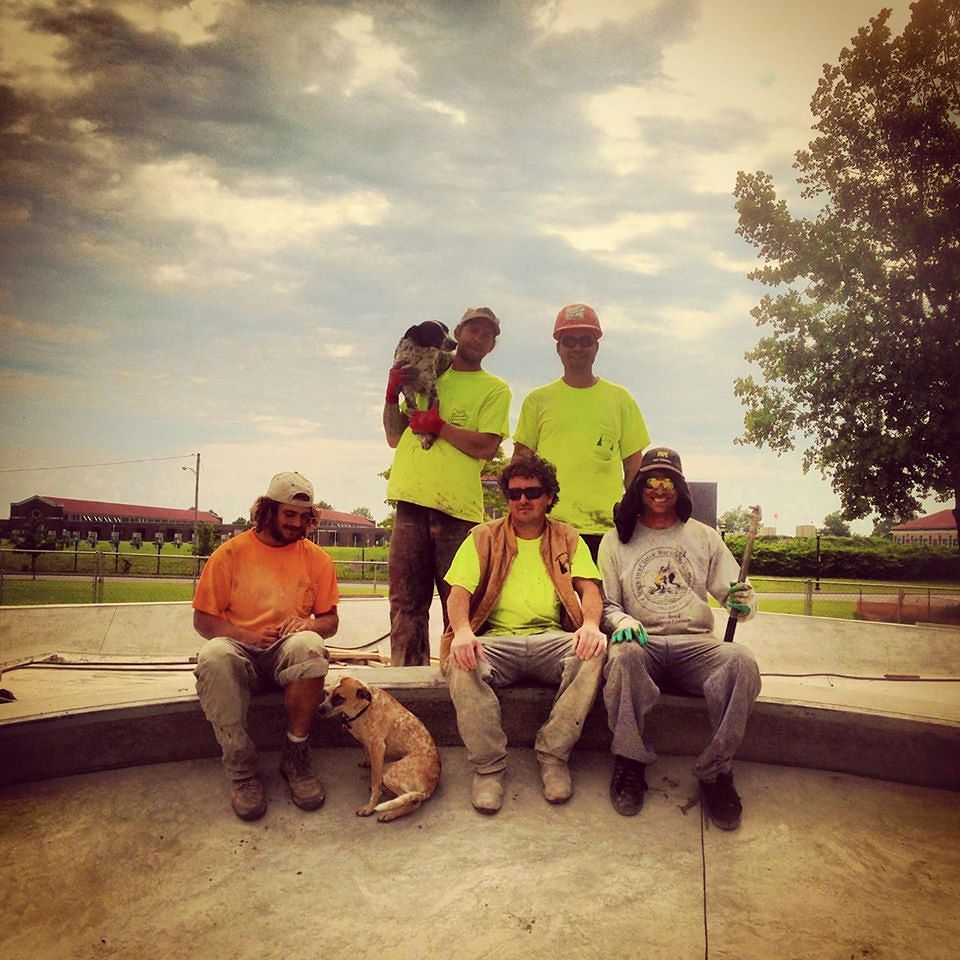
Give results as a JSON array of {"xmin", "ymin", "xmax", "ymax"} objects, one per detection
[
  {"xmin": 733, "ymin": 0, "xmax": 960, "ymax": 538},
  {"xmin": 719, "ymin": 505, "xmax": 752, "ymax": 534},
  {"xmin": 821, "ymin": 510, "xmax": 852, "ymax": 537},
  {"xmin": 351, "ymin": 506, "xmax": 375, "ymax": 521}
]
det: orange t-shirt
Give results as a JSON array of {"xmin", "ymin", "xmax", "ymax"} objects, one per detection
[{"xmin": 193, "ymin": 529, "xmax": 338, "ymax": 634}]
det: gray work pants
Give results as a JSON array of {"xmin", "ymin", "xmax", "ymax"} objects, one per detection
[
  {"xmin": 603, "ymin": 634, "xmax": 761, "ymax": 782},
  {"xmin": 445, "ymin": 631, "xmax": 605, "ymax": 774},
  {"xmin": 389, "ymin": 501, "xmax": 475, "ymax": 666},
  {"xmin": 194, "ymin": 631, "xmax": 330, "ymax": 780}
]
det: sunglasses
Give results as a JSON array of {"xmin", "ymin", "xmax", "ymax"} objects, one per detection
[
  {"xmin": 506, "ymin": 486, "xmax": 547, "ymax": 501},
  {"xmin": 644, "ymin": 476, "xmax": 676, "ymax": 490},
  {"xmin": 560, "ymin": 335, "xmax": 597, "ymax": 348}
]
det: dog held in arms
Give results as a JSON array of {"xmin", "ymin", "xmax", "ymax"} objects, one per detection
[
  {"xmin": 319, "ymin": 677, "xmax": 441, "ymax": 822},
  {"xmin": 393, "ymin": 320, "xmax": 457, "ymax": 449}
]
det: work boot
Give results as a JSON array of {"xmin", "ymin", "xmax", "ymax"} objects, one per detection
[
  {"xmin": 609, "ymin": 755, "xmax": 647, "ymax": 816},
  {"xmin": 471, "ymin": 771, "xmax": 504, "ymax": 814},
  {"xmin": 539, "ymin": 760, "xmax": 572, "ymax": 804},
  {"xmin": 279, "ymin": 739, "xmax": 325, "ymax": 811},
  {"xmin": 230, "ymin": 775, "xmax": 267, "ymax": 821},
  {"xmin": 700, "ymin": 771, "xmax": 742, "ymax": 830}
]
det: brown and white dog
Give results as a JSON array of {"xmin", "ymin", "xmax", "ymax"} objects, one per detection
[
  {"xmin": 319, "ymin": 677, "xmax": 441, "ymax": 823},
  {"xmin": 393, "ymin": 320, "xmax": 457, "ymax": 449}
]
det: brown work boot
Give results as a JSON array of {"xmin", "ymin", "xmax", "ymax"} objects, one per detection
[
  {"xmin": 230, "ymin": 775, "xmax": 267, "ymax": 821},
  {"xmin": 280, "ymin": 739, "xmax": 325, "ymax": 810},
  {"xmin": 471, "ymin": 771, "xmax": 504, "ymax": 814},
  {"xmin": 539, "ymin": 760, "xmax": 572, "ymax": 804}
]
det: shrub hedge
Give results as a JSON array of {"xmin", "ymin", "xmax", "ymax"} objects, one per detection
[{"xmin": 724, "ymin": 535, "xmax": 959, "ymax": 581}]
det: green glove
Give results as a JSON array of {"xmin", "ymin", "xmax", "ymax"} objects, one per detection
[
  {"xmin": 611, "ymin": 624, "xmax": 649, "ymax": 645},
  {"xmin": 725, "ymin": 581, "xmax": 753, "ymax": 616}
]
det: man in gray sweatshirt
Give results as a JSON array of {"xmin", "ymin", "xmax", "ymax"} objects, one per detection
[{"xmin": 598, "ymin": 447, "xmax": 760, "ymax": 829}]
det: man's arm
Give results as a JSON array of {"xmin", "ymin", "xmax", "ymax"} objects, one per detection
[
  {"xmin": 571, "ymin": 578, "xmax": 606, "ymax": 660},
  {"xmin": 622, "ymin": 449, "xmax": 645, "ymax": 490},
  {"xmin": 447, "ymin": 584, "xmax": 485, "ymax": 670},
  {"xmin": 435, "ymin": 423, "xmax": 501, "ymax": 460},
  {"xmin": 511, "ymin": 441, "xmax": 536, "ymax": 462},
  {"xmin": 383, "ymin": 402, "xmax": 408, "ymax": 448}
]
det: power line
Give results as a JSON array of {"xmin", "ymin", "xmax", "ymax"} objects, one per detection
[{"xmin": 0, "ymin": 455, "xmax": 197, "ymax": 474}]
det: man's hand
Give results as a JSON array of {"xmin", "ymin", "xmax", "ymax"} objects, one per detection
[
  {"xmin": 611, "ymin": 618, "xmax": 649, "ymax": 646},
  {"xmin": 243, "ymin": 626, "xmax": 283, "ymax": 649},
  {"xmin": 277, "ymin": 616, "xmax": 315, "ymax": 638},
  {"xmin": 450, "ymin": 629, "xmax": 485, "ymax": 671},
  {"xmin": 408, "ymin": 405, "xmax": 445, "ymax": 436},
  {"xmin": 572, "ymin": 621, "xmax": 607, "ymax": 660},
  {"xmin": 385, "ymin": 363, "xmax": 412, "ymax": 404},
  {"xmin": 725, "ymin": 580, "xmax": 755, "ymax": 618}
]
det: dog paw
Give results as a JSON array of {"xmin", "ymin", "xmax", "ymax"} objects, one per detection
[
  {"xmin": 358, "ymin": 757, "xmax": 371, "ymax": 768},
  {"xmin": 356, "ymin": 804, "xmax": 377, "ymax": 817}
]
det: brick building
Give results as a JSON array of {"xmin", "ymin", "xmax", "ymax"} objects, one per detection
[{"xmin": 891, "ymin": 509, "xmax": 959, "ymax": 549}]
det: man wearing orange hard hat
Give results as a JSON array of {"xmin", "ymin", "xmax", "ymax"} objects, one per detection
[{"xmin": 512, "ymin": 303, "xmax": 650, "ymax": 560}]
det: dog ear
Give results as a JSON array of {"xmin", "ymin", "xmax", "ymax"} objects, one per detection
[
  {"xmin": 358, "ymin": 685, "xmax": 373, "ymax": 702},
  {"xmin": 402, "ymin": 325, "xmax": 419, "ymax": 340}
]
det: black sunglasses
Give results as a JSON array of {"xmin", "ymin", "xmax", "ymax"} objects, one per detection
[
  {"xmin": 560, "ymin": 335, "xmax": 597, "ymax": 348},
  {"xmin": 506, "ymin": 486, "xmax": 547, "ymax": 501}
]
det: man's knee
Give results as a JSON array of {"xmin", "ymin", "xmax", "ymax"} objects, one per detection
[
  {"xmin": 196, "ymin": 637, "xmax": 247, "ymax": 681},
  {"xmin": 276, "ymin": 631, "xmax": 330, "ymax": 684},
  {"xmin": 604, "ymin": 641, "xmax": 648, "ymax": 680}
]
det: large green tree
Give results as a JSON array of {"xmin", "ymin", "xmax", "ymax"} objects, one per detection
[{"xmin": 733, "ymin": 0, "xmax": 960, "ymax": 544}]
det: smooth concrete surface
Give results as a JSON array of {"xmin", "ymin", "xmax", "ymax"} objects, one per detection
[{"xmin": 1, "ymin": 749, "xmax": 958, "ymax": 960}]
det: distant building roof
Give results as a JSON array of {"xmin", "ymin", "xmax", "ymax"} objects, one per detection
[
  {"xmin": 891, "ymin": 509, "xmax": 957, "ymax": 532},
  {"xmin": 14, "ymin": 495, "xmax": 221, "ymax": 525},
  {"xmin": 316, "ymin": 509, "xmax": 376, "ymax": 528}
]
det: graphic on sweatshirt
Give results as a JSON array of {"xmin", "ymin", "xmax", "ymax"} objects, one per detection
[{"xmin": 632, "ymin": 547, "xmax": 692, "ymax": 615}]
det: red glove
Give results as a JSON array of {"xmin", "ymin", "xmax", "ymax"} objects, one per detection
[
  {"xmin": 385, "ymin": 363, "xmax": 411, "ymax": 404},
  {"xmin": 408, "ymin": 405, "xmax": 445, "ymax": 436}
]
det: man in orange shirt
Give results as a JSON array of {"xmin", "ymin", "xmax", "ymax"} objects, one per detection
[{"xmin": 193, "ymin": 471, "xmax": 339, "ymax": 821}]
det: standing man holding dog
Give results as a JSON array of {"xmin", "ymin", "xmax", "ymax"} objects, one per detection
[
  {"xmin": 384, "ymin": 306, "xmax": 511, "ymax": 667},
  {"xmin": 193, "ymin": 471, "xmax": 338, "ymax": 821},
  {"xmin": 598, "ymin": 447, "xmax": 760, "ymax": 829},
  {"xmin": 512, "ymin": 303, "xmax": 650, "ymax": 560},
  {"xmin": 442, "ymin": 454, "xmax": 606, "ymax": 814}
]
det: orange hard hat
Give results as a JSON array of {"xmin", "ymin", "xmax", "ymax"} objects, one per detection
[{"xmin": 552, "ymin": 303, "xmax": 602, "ymax": 340}]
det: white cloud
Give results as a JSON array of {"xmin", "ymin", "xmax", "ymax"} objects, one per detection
[
  {"xmin": 124, "ymin": 158, "xmax": 391, "ymax": 252},
  {"xmin": 533, "ymin": 0, "xmax": 658, "ymax": 34},
  {"xmin": 332, "ymin": 12, "xmax": 417, "ymax": 96},
  {"xmin": 117, "ymin": 0, "xmax": 232, "ymax": 46},
  {"xmin": 0, "ymin": 314, "xmax": 105, "ymax": 344}
]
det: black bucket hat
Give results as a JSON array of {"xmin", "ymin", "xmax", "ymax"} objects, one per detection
[{"xmin": 613, "ymin": 446, "xmax": 694, "ymax": 542}]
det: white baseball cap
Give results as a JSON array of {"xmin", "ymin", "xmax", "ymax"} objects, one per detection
[{"xmin": 265, "ymin": 471, "xmax": 315, "ymax": 506}]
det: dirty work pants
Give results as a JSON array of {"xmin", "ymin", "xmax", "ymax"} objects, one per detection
[
  {"xmin": 389, "ymin": 501, "xmax": 475, "ymax": 666},
  {"xmin": 194, "ymin": 632, "xmax": 330, "ymax": 780},
  {"xmin": 603, "ymin": 635, "xmax": 760, "ymax": 782},
  {"xmin": 445, "ymin": 631, "xmax": 605, "ymax": 774}
]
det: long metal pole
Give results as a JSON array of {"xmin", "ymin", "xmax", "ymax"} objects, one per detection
[{"xmin": 192, "ymin": 452, "xmax": 200, "ymax": 590}]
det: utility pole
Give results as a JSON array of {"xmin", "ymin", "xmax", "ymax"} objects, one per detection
[{"xmin": 183, "ymin": 453, "xmax": 201, "ymax": 590}]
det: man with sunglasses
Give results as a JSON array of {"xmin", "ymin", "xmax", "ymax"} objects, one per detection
[
  {"xmin": 440, "ymin": 455, "xmax": 606, "ymax": 814},
  {"xmin": 512, "ymin": 303, "xmax": 650, "ymax": 561},
  {"xmin": 598, "ymin": 447, "xmax": 760, "ymax": 830}
]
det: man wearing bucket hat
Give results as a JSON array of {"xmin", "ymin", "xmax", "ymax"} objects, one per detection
[
  {"xmin": 384, "ymin": 307, "xmax": 511, "ymax": 667},
  {"xmin": 597, "ymin": 447, "xmax": 760, "ymax": 829},
  {"xmin": 193, "ymin": 471, "xmax": 339, "ymax": 821},
  {"xmin": 512, "ymin": 303, "xmax": 650, "ymax": 561}
]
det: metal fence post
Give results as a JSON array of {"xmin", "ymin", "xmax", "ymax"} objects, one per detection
[{"xmin": 804, "ymin": 579, "xmax": 813, "ymax": 617}]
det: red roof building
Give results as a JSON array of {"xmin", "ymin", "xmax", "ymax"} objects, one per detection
[{"xmin": 891, "ymin": 509, "xmax": 958, "ymax": 549}]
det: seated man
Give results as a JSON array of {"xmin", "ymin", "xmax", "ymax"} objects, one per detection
[
  {"xmin": 441, "ymin": 454, "xmax": 606, "ymax": 814},
  {"xmin": 599, "ymin": 447, "xmax": 760, "ymax": 830},
  {"xmin": 193, "ymin": 471, "xmax": 339, "ymax": 821}
]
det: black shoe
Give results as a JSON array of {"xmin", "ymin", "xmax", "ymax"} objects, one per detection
[
  {"xmin": 609, "ymin": 755, "xmax": 647, "ymax": 816},
  {"xmin": 700, "ymin": 771, "xmax": 742, "ymax": 830}
]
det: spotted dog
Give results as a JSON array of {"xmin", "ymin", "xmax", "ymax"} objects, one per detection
[
  {"xmin": 319, "ymin": 677, "xmax": 441, "ymax": 822},
  {"xmin": 393, "ymin": 320, "xmax": 457, "ymax": 449}
]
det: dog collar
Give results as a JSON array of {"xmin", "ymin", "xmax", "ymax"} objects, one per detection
[{"xmin": 339, "ymin": 701, "xmax": 372, "ymax": 729}]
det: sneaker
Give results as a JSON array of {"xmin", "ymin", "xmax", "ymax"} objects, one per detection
[
  {"xmin": 280, "ymin": 739, "xmax": 325, "ymax": 811},
  {"xmin": 539, "ymin": 761, "xmax": 572, "ymax": 804},
  {"xmin": 609, "ymin": 755, "xmax": 647, "ymax": 816},
  {"xmin": 700, "ymin": 771, "xmax": 742, "ymax": 830},
  {"xmin": 230, "ymin": 775, "xmax": 267, "ymax": 821},
  {"xmin": 471, "ymin": 771, "xmax": 504, "ymax": 814}
]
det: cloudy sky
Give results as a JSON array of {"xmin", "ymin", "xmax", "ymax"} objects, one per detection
[{"xmin": 1, "ymin": 0, "xmax": 931, "ymax": 533}]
